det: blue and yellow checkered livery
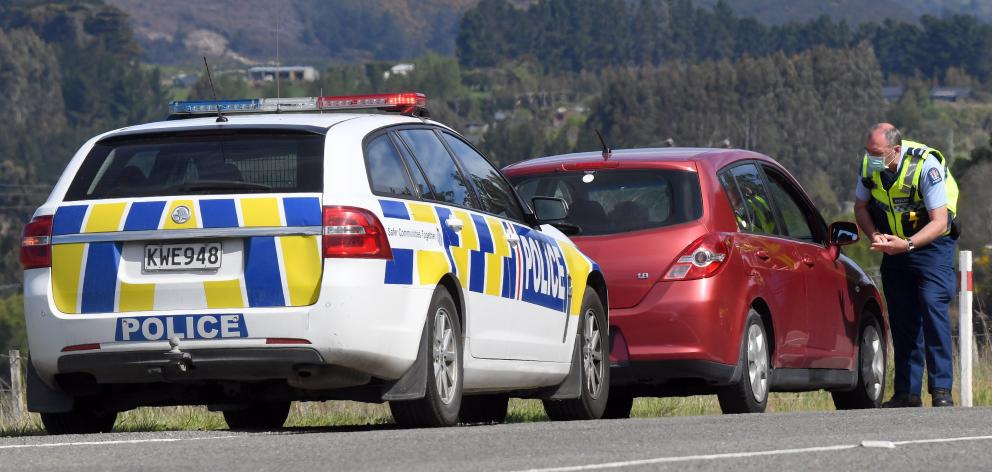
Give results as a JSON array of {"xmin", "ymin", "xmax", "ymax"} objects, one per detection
[
  {"xmin": 50, "ymin": 196, "xmax": 322, "ymax": 315},
  {"xmin": 378, "ymin": 199, "xmax": 594, "ymax": 316}
]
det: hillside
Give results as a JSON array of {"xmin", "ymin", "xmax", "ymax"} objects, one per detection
[{"xmin": 107, "ymin": 0, "xmax": 992, "ymax": 66}]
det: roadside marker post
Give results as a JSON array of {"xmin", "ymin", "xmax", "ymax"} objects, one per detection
[
  {"xmin": 8, "ymin": 349, "xmax": 24, "ymax": 423},
  {"xmin": 959, "ymin": 251, "xmax": 973, "ymax": 408}
]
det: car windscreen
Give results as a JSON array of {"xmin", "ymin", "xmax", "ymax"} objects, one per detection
[
  {"xmin": 64, "ymin": 130, "xmax": 324, "ymax": 201},
  {"xmin": 511, "ymin": 169, "xmax": 702, "ymax": 235}
]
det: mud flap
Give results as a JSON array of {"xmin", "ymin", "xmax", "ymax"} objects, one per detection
[
  {"xmin": 26, "ymin": 359, "xmax": 74, "ymax": 413},
  {"xmin": 547, "ymin": 332, "xmax": 582, "ymax": 400},
  {"xmin": 381, "ymin": 319, "xmax": 428, "ymax": 402}
]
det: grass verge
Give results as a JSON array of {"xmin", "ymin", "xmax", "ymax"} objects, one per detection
[{"xmin": 3, "ymin": 350, "xmax": 989, "ymax": 437}]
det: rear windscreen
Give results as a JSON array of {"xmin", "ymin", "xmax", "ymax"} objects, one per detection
[
  {"xmin": 65, "ymin": 131, "xmax": 324, "ymax": 201},
  {"xmin": 512, "ymin": 169, "xmax": 702, "ymax": 235}
]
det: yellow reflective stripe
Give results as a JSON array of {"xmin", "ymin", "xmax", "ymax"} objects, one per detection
[
  {"xmin": 417, "ymin": 250, "xmax": 449, "ymax": 285},
  {"xmin": 279, "ymin": 235, "xmax": 321, "ymax": 305},
  {"xmin": 453, "ymin": 210, "xmax": 478, "ymax": 251},
  {"xmin": 408, "ymin": 203, "xmax": 438, "ymax": 224},
  {"xmin": 241, "ymin": 198, "xmax": 281, "ymax": 227},
  {"xmin": 560, "ymin": 243, "xmax": 591, "ymax": 316},
  {"xmin": 204, "ymin": 279, "xmax": 245, "ymax": 308},
  {"xmin": 484, "ymin": 253, "xmax": 503, "ymax": 296},
  {"xmin": 451, "ymin": 247, "xmax": 469, "ymax": 287},
  {"xmin": 119, "ymin": 282, "xmax": 155, "ymax": 312},
  {"xmin": 84, "ymin": 202, "xmax": 127, "ymax": 233},
  {"xmin": 51, "ymin": 243, "xmax": 86, "ymax": 313},
  {"xmin": 487, "ymin": 217, "xmax": 510, "ymax": 257},
  {"xmin": 163, "ymin": 200, "xmax": 199, "ymax": 230}
]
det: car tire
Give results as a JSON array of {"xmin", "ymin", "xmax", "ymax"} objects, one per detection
[
  {"xmin": 718, "ymin": 308, "xmax": 770, "ymax": 414},
  {"xmin": 543, "ymin": 289, "xmax": 609, "ymax": 421},
  {"xmin": 459, "ymin": 395, "xmax": 509, "ymax": 425},
  {"xmin": 223, "ymin": 402, "xmax": 291, "ymax": 430},
  {"xmin": 390, "ymin": 287, "xmax": 463, "ymax": 428},
  {"xmin": 601, "ymin": 387, "xmax": 634, "ymax": 419},
  {"xmin": 41, "ymin": 403, "xmax": 118, "ymax": 435},
  {"xmin": 832, "ymin": 315, "xmax": 886, "ymax": 410}
]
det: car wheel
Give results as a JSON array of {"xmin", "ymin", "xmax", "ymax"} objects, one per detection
[
  {"xmin": 543, "ymin": 289, "xmax": 609, "ymax": 421},
  {"xmin": 41, "ymin": 403, "xmax": 118, "ymax": 435},
  {"xmin": 602, "ymin": 387, "xmax": 634, "ymax": 419},
  {"xmin": 390, "ymin": 287, "xmax": 463, "ymax": 428},
  {"xmin": 223, "ymin": 402, "xmax": 291, "ymax": 430},
  {"xmin": 832, "ymin": 315, "xmax": 886, "ymax": 410},
  {"xmin": 459, "ymin": 395, "xmax": 509, "ymax": 425},
  {"xmin": 718, "ymin": 308, "xmax": 770, "ymax": 414}
]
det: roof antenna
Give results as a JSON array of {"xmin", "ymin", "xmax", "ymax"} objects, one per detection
[
  {"xmin": 203, "ymin": 56, "xmax": 227, "ymax": 123},
  {"xmin": 275, "ymin": 8, "xmax": 281, "ymax": 111},
  {"xmin": 595, "ymin": 129, "xmax": 611, "ymax": 161}
]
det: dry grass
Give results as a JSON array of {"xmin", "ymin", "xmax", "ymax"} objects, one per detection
[{"xmin": 3, "ymin": 350, "xmax": 990, "ymax": 437}]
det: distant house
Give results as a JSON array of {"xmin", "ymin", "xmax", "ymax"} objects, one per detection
[
  {"xmin": 383, "ymin": 63, "xmax": 415, "ymax": 80},
  {"xmin": 930, "ymin": 86, "xmax": 971, "ymax": 102},
  {"xmin": 248, "ymin": 66, "xmax": 320, "ymax": 83},
  {"xmin": 171, "ymin": 74, "xmax": 200, "ymax": 88},
  {"xmin": 881, "ymin": 86, "xmax": 904, "ymax": 102}
]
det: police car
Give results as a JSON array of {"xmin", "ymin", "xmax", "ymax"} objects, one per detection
[{"xmin": 20, "ymin": 93, "xmax": 609, "ymax": 434}]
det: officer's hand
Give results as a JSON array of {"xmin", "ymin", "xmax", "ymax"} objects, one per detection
[
  {"xmin": 870, "ymin": 234, "xmax": 909, "ymax": 255},
  {"xmin": 871, "ymin": 232, "xmax": 887, "ymax": 245}
]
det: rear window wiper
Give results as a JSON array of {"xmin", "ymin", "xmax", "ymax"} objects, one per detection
[{"xmin": 174, "ymin": 180, "xmax": 272, "ymax": 193}]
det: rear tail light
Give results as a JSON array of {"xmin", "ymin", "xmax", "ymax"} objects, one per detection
[
  {"xmin": 62, "ymin": 343, "xmax": 100, "ymax": 352},
  {"xmin": 663, "ymin": 233, "xmax": 731, "ymax": 281},
  {"xmin": 21, "ymin": 215, "xmax": 53, "ymax": 269},
  {"xmin": 322, "ymin": 206, "xmax": 392, "ymax": 259}
]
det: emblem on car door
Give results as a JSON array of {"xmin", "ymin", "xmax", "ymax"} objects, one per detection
[
  {"xmin": 636, "ymin": 272, "xmax": 650, "ymax": 280},
  {"xmin": 171, "ymin": 205, "xmax": 191, "ymax": 224}
]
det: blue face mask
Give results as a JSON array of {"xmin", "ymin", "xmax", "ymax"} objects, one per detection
[{"xmin": 866, "ymin": 154, "xmax": 887, "ymax": 173}]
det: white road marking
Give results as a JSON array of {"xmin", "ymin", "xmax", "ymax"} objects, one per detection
[
  {"xmin": 0, "ymin": 435, "xmax": 240, "ymax": 450},
  {"xmin": 512, "ymin": 434, "xmax": 992, "ymax": 472}
]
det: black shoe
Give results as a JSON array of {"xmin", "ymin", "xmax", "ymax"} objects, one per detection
[
  {"xmin": 882, "ymin": 394, "xmax": 922, "ymax": 408},
  {"xmin": 931, "ymin": 389, "xmax": 954, "ymax": 407}
]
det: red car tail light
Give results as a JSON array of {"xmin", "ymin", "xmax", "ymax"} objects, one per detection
[
  {"xmin": 663, "ymin": 233, "xmax": 731, "ymax": 281},
  {"xmin": 322, "ymin": 206, "xmax": 392, "ymax": 259},
  {"xmin": 21, "ymin": 215, "xmax": 54, "ymax": 269}
]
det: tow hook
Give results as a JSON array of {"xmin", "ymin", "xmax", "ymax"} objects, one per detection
[{"xmin": 163, "ymin": 336, "xmax": 193, "ymax": 372}]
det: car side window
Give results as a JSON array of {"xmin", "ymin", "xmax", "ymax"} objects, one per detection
[
  {"xmin": 718, "ymin": 171, "xmax": 750, "ymax": 232},
  {"xmin": 365, "ymin": 134, "xmax": 415, "ymax": 197},
  {"xmin": 762, "ymin": 167, "xmax": 823, "ymax": 243},
  {"xmin": 390, "ymin": 132, "xmax": 434, "ymax": 199},
  {"xmin": 441, "ymin": 132, "xmax": 525, "ymax": 221},
  {"xmin": 729, "ymin": 164, "xmax": 780, "ymax": 236},
  {"xmin": 396, "ymin": 129, "xmax": 477, "ymax": 209}
]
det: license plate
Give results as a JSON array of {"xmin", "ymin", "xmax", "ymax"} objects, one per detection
[{"xmin": 144, "ymin": 242, "xmax": 222, "ymax": 271}]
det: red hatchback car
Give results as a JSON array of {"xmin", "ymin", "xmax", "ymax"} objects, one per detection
[{"xmin": 504, "ymin": 148, "xmax": 888, "ymax": 415}]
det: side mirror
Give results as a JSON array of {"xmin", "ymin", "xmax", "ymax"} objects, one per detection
[
  {"xmin": 829, "ymin": 221, "xmax": 860, "ymax": 246},
  {"xmin": 531, "ymin": 197, "xmax": 569, "ymax": 222}
]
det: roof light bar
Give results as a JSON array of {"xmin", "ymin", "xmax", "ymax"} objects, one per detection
[{"xmin": 168, "ymin": 92, "xmax": 427, "ymax": 117}]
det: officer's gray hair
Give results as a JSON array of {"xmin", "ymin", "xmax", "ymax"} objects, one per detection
[{"xmin": 868, "ymin": 123, "xmax": 901, "ymax": 147}]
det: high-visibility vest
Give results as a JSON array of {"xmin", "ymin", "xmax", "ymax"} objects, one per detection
[
  {"xmin": 747, "ymin": 194, "xmax": 776, "ymax": 234},
  {"xmin": 860, "ymin": 140, "xmax": 959, "ymax": 239}
]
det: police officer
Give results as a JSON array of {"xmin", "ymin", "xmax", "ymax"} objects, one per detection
[{"xmin": 854, "ymin": 123, "xmax": 959, "ymax": 408}]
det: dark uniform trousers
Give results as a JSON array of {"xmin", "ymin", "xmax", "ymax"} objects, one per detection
[{"xmin": 879, "ymin": 235, "xmax": 956, "ymax": 395}]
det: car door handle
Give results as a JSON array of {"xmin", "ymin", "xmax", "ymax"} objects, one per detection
[
  {"xmin": 802, "ymin": 256, "xmax": 815, "ymax": 267},
  {"xmin": 506, "ymin": 233, "xmax": 520, "ymax": 247},
  {"xmin": 445, "ymin": 216, "xmax": 463, "ymax": 232},
  {"xmin": 755, "ymin": 250, "xmax": 770, "ymax": 261}
]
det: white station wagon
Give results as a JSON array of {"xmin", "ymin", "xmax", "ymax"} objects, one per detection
[{"xmin": 20, "ymin": 93, "xmax": 609, "ymax": 434}]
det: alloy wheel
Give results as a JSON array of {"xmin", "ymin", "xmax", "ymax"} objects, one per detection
[
  {"xmin": 747, "ymin": 323, "xmax": 769, "ymax": 403},
  {"xmin": 432, "ymin": 308, "xmax": 458, "ymax": 404}
]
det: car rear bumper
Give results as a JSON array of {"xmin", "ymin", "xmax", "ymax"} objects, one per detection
[
  {"xmin": 611, "ymin": 359, "xmax": 737, "ymax": 388},
  {"xmin": 57, "ymin": 347, "xmax": 324, "ymax": 384},
  {"xmin": 609, "ymin": 277, "xmax": 748, "ymax": 367}
]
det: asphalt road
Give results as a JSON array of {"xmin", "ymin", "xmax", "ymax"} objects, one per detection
[{"xmin": 1, "ymin": 407, "xmax": 991, "ymax": 471}]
